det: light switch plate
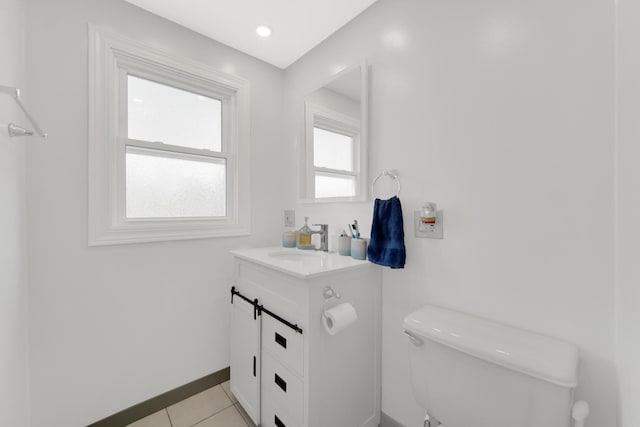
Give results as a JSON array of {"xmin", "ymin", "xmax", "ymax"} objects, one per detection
[
  {"xmin": 414, "ymin": 210, "xmax": 443, "ymax": 239},
  {"xmin": 284, "ymin": 210, "xmax": 296, "ymax": 227}
]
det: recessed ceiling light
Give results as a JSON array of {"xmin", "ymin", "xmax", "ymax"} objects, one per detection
[{"xmin": 256, "ymin": 25, "xmax": 272, "ymax": 38}]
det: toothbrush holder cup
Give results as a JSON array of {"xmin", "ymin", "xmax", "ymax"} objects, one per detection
[
  {"xmin": 351, "ymin": 238, "xmax": 368, "ymax": 260},
  {"xmin": 338, "ymin": 235, "xmax": 352, "ymax": 256}
]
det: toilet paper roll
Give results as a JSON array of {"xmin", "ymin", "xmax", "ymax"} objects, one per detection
[{"xmin": 322, "ymin": 303, "xmax": 358, "ymax": 335}]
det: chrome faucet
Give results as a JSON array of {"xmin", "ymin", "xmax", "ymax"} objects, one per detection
[{"xmin": 311, "ymin": 224, "xmax": 329, "ymax": 251}]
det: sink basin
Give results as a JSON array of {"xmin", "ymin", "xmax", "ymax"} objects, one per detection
[
  {"xmin": 231, "ymin": 247, "xmax": 372, "ymax": 279},
  {"xmin": 268, "ymin": 250, "xmax": 324, "ymax": 262}
]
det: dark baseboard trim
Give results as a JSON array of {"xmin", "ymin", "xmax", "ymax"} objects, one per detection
[
  {"xmin": 87, "ymin": 367, "xmax": 230, "ymax": 427},
  {"xmin": 380, "ymin": 411, "xmax": 405, "ymax": 427}
]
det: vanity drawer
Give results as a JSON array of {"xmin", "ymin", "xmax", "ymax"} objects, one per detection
[
  {"xmin": 261, "ymin": 352, "xmax": 303, "ymax": 426},
  {"xmin": 260, "ymin": 393, "xmax": 298, "ymax": 427},
  {"xmin": 262, "ymin": 313, "xmax": 304, "ymax": 376}
]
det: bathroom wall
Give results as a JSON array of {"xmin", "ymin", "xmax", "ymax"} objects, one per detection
[
  {"xmin": 285, "ymin": 0, "xmax": 617, "ymax": 426},
  {"xmin": 24, "ymin": 0, "xmax": 285, "ymax": 425},
  {"xmin": 306, "ymin": 87, "xmax": 360, "ymax": 121},
  {"xmin": 615, "ymin": 0, "xmax": 640, "ymax": 425},
  {"xmin": 0, "ymin": 0, "xmax": 30, "ymax": 426}
]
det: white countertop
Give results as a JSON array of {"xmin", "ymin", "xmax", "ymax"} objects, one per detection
[{"xmin": 230, "ymin": 246, "xmax": 374, "ymax": 279}]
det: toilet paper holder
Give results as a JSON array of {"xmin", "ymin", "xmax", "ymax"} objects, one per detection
[
  {"xmin": 322, "ymin": 286, "xmax": 341, "ymax": 320},
  {"xmin": 323, "ymin": 286, "xmax": 341, "ymax": 301}
]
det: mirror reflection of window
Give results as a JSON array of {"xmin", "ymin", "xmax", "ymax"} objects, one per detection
[
  {"xmin": 313, "ymin": 127, "xmax": 356, "ymax": 198},
  {"xmin": 303, "ymin": 62, "xmax": 368, "ymax": 202},
  {"xmin": 313, "ymin": 127, "xmax": 353, "ymax": 171}
]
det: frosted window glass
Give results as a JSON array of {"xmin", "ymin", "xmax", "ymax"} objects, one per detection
[
  {"xmin": 315, "ymin": 173, "xmax": 356, "ymax": 198},
  {"xmin": 126, "ymin": 147, "xmax": 226, "ymax": 218},
  {"xmin": 313, "ymin": 127, "xmax": 353, "ymax": 171},
  {"xmin": 128, "ymin": 75, "xmax": 222, "ymax": 151}
]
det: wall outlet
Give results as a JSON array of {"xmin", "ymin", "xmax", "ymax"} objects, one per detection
[
  {"xmin": 284, "ymin": 210, "xmax": 296, "ymax": 227},
  {"xmin": 414, "ymin": 210, "xmax": 444, "ymax": 239}
]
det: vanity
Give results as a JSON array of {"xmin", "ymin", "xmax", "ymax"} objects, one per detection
[{"xmin": 229, "ymin": 247, "xmax": 381, "ymax": 427}]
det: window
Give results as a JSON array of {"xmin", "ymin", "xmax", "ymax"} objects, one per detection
[
  {"xmin": 305, "ymin": 102, "xmax": 365, "ymax": 201},
  {"xmin": 88, "ymin": 26, "xmax": 250, "ymax": 245}
]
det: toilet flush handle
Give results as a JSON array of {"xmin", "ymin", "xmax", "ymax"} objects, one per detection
[
  {"xmin": 404, "ymin": 329, "xmax": 424, "ymax": 346},
  {"xmin": 572, "ymin": 400, "xmax": 590, "ymax": 427}
]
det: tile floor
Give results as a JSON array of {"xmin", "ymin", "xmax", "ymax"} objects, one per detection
[{"xmin": 126, "ymin": 381, "xmax": 256, "ymax": 427}]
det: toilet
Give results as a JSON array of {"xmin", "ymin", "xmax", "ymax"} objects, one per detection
[{"xmin": 403, "ymin": 305, "xmax": 590, "ymax": 427}]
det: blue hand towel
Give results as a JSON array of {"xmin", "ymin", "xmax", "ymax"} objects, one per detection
[{"xmin": 367, "ymin": 196, "xmax": 406, "ymax": 269}]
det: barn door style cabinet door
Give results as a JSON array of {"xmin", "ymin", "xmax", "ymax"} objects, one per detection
[{"xmin": 230, "ymin": 290, "xmax": 261, "ymax": 424}]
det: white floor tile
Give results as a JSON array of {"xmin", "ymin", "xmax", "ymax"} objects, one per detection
[
  {"xmin": 167, "ymin": 385, "xmax": 233, "ymax": 427},
  {"xmin": 126, "ymin": 409, "xmax": 172, "ymax": 427},
  {"xmin": 221, "ymin": 380, "xmax": 238, "ymax": 404},
  {"xmin": 234, "ymin": 403, "xmax": 256, "ymax": 427},
  {"xmin": 192, "ymin": 406, "xmax": 249, "ymax": 427}
]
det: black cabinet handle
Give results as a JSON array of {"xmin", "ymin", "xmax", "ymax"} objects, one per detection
[
  {"xmin": 274, "ymin": 414, "xmax": 286, "ymax": 427},
  {"xmin": 253, "ymin": 356, "xmax": 256, "ymax": 377},
  {"xmin": 275, "ymin": 332, "xmax": 287, "ymax": 349},
  {"xmin": 274, "ymin": 373, "xmax": 287, "ymax": 392}
]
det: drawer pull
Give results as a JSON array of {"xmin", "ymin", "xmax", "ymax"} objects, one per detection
[
  {"xmin": 274, "ymin": 373, "xmax": 287, "ymax": 392},
  {"xmin": 274, "ymin": 414, "xmax": 286, "ymax": 427},
  {"xmin": 275, "ymin": 332, "xmax": 287, "ymax": 349}
]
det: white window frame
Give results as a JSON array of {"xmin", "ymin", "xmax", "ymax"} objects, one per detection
[
  {"xmin": 88, "ymin": 26, "xmax": 250, "ymax": 245},
  {"xmin": 305, "ymin": 102, "xmax": 365, "ymax": 202}
]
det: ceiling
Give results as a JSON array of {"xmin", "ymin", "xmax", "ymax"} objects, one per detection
[{"xmin": 124, "ymin": 0, "xmax": 379, "ymax": 69}]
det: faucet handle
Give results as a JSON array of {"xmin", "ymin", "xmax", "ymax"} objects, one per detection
[{"xmin": 312, "ymin": 224, "xmax": 328, "ymax": 231}]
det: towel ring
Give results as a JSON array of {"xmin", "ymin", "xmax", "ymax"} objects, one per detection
[{"xmin": 372, "ymin": 170, "xmax": 401, "ymax": 199}]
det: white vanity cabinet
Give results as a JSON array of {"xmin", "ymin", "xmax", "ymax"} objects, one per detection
[{"xmin": 229, "ymin": 247, "xmax": 382, "ymax": 427}]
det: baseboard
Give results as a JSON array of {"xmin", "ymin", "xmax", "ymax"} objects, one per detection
[
  {"xmin": 86, "ymin": 367, "xmax": 230, "ymax": 427},
  {"xmin": 380, "ymin": 411, "xmax": 405, "ymax": 427}
]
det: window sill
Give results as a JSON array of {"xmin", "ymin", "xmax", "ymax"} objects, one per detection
[
  {"xmin": 88, "ymin": 222, "xmax": 251, "ymax": 246},
  {"xmin": 298, "ymin": 195, "xmax": 369, "ymax": 205}
]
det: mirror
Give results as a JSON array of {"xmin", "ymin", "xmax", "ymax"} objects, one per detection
[{"xmin": 302, "ymin": 62, "xmax": 368, "ymax": 202}]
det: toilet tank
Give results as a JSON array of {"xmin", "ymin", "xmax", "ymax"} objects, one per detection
[{"xmin": 403, "ymin": 305, "xmax": 579, "ymax": 427}]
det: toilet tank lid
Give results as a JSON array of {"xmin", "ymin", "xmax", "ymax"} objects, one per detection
[{"xmin": 403, "ymin": 305, "xmax": 579, "ymax": 388}]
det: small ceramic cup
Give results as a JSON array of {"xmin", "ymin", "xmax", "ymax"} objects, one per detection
[
  {"xmin": 338, "ymin": 235, "xmax": 352, "ymax": 256},
  {"xmin": 282, "ymin": 231, "xmax": 297, "ymax": 248},
  {"xmin": 351, "ymin": 238, "xmax": 367, "ymax": 260}
]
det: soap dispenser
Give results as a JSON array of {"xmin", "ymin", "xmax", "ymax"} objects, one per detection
[{"xmin": 297, "ymin": 216, "xmax": 312, "ymax": 249}]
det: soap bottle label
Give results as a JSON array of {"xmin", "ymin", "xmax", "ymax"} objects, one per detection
[
  {"xmin": 298, "ymin": 233, "xmax": 311, "ymax": 246},
  {"xmin": 297, "ymin": 216, "xmax": 312, "ymax": 248}
]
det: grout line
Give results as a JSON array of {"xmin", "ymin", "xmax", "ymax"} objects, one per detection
[
  {"xmin": 188, "ymin": 403, "xmax": 236, "ymax": 427},
  {"xmin": 186, "ymin": 392, "xmax": 235, "ymax": 427},
  {"xmin": 165, "ymin": 408, "xmax": 173, "ymax": 427}
]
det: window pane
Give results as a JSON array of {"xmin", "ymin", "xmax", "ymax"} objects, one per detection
[
  {"xmin": 128, "ymin": 75, "xmax": 222, "ymax": 151},
  {"xmin": 315, "ymin": 173, "xmax": 356, "ymax": 198},
  {"xmin": 126, "ymin": 147, "xmax": 226, "ymax": 218},
  {"xmin": 313, "ymin": 127, "xmax": 353, "ymax": 171}
]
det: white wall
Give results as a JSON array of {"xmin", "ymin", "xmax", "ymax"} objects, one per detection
[
  {"xmin": 0, "ymin": 0, "xmax": 30, "ymax": 426},
  {"xmin": 24, "ymin": 1, "xmax": 285, "ymax": 426},
  {"xmin": 285, "ymin": 0, "xmax": 618, "ymax": 426},
  {"xmin": 306, "ymin": 87, "xmax": 360, "ymax": 121},
  {"xmin": 615, "ymin": 0, "xmax": 640, "ymax": 425}
]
